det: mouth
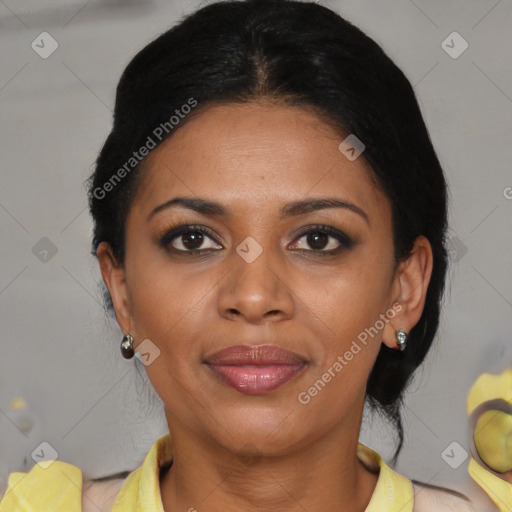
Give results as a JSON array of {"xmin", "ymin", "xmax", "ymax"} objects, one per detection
[{"xmin": 203, "ymin": 344, "xmax": 308, "ymax": 395}]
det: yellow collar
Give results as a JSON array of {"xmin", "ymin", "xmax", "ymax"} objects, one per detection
[{"xmin": 112, "ymin": 433, "xmax": 413, "ymax": 512}]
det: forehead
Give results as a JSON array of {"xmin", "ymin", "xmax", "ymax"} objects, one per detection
[{"xmin": 130, "ymin": 101, "xmax": 387, "ymax": 223}]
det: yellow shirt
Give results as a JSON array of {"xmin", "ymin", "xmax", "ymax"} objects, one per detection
[
  {"xmin": 0, "ymin": 434, "xmax": 415, "ymax": 511},
  {"xmin": 0, "ymin": 433, "xmax": 493, "ymax": 511}
]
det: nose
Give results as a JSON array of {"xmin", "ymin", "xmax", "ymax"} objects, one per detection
[{"xmin": 217, "ymin": 244, "xmax": 295, "ymax": 325}]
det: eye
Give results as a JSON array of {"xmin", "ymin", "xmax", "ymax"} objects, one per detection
[
  {"xmin": 289, "ymin": 225, "xmax": 354, "ymax": 254},
  {"xmin": 158, "ymin": 224, "xmax": 223, "ymax": 254},
  {"xmin": 158, "ymin": 223, "xmax": 354, "ymax": 257}
]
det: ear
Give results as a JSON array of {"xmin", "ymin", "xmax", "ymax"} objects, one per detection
[
  {"xmin": 96, "ymin": 241, "xmax": 134, "ymax": 336},
  {"xmin": 382, "ymin": 235, "xmax": 434, "ymax": 350}
]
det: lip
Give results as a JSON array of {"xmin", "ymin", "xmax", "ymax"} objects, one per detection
[
  {"xmin": 204, "ymin": 344, "xmax": 307, "ymax": 366},
  {"xmin": 204, "ymin": 344, "xmax": 307, "ymax": 395}
]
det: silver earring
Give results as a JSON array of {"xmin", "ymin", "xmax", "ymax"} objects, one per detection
[
  {"xmin": 396, "ymin": 329, "xmax": 408, "ymax": 351},
  {"xmin": 121, "ymin": 334, "xmax": 135, "ymax": 359}
]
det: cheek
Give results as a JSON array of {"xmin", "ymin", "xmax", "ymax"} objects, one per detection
[
  {"xmin": 127, "ymin": 263, "xmax": 215, "ymax": 410},
  {"xmin": 126, "ymin": 251, "xmax": 214, "ymax": 337},
  {"xmin": 297, "ymin": 255, "xmax": 393, "ymax": 395},
  {"xmin": 295, "ymin": 291, "xmax": 384, "ymax": 421},
  {"xmin": 312, "ymin": 257, "xmax": 393, "ymax": 338}
]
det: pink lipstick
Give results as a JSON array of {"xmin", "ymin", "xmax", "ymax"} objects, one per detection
[{"xmin": 204, "ymin": 344, "xmax": 307, "ymax": 395}]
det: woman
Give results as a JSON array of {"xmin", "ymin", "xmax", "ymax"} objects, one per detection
[{"xmin": 1, "ymin": 0, "xmax": 508, "ymax": 510}]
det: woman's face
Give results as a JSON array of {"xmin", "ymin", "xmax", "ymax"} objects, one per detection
[{"xmin": 99, "ymin": 101, "xmax": 430, "ymax": 455}]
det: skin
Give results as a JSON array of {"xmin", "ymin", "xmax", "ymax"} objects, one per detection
[{"xmin": 98, "ymin": 100, "xmax": 434, "ymax": 512}]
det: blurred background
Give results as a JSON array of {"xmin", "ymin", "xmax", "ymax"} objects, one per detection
[{"xmin": 1, "ymin": 0, "xmax": 511, "ymax": 506}]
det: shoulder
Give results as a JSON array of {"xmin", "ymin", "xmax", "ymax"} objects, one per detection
[
  {"xmin": 0, "ymin": 461, "xmax": 83, "ymax": 510},
  {"xmin": 412, "ymin": 481, "xmax": 478, "ymax": 512},
  {"xmin": 82, "ymin": 472, "xmax": 129, "ymax": 512},
  {"xmin": 0, "ymin": 463, "xmax": 128, "ymax": 512}
]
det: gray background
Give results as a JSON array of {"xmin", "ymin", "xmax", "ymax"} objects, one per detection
[{"xmin": 1, "ymin": 0, "xmax": 511, "ymax": 506}]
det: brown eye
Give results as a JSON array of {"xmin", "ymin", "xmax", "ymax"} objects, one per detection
[
  {"xmin": 304, "ymin": 231, "xmax": 330, "ymax": 250},
  {"xmin": 159, "ymin": 225, "xmax": 222, "ymax": 254},
  {"xmin": 289, "ymin": 225, "xmax": 354, "ymax": 254}
]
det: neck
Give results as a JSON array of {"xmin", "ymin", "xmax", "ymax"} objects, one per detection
[{"xmin": 160, "ymin": 405, "xmax": 379, "ymax": 512}]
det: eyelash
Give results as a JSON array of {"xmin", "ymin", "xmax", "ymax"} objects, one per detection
[{"xmin": 158, "ymin": 224, "xmax": 354, "ymax": 257}]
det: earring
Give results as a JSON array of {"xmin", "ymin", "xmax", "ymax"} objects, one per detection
[
  {"xmin": 395, "ymin": 329, "xmax": 408, "ymax": 351},
  {"xmin": 120, "ymin": 334, "xmax": 135, "ymax": 359}
]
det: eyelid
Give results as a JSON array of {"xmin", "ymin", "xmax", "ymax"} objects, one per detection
[
  {"xmin": 154, "ymin": 213, "xmax": 226, "ymax": 244},
  {"xmin": 157, "ymin": 221, "xmax": 354, "ymax": 255},
  {"xmin": 290, "ymin": 224, "xmax": 354, "ymax": 251},
  {"xmin": 157, "ymin": 224, "xmax": 222, "ymax": 250}
]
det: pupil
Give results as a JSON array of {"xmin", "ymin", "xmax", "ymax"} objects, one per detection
[
  {"xmin": 308, "ymin": 232, "xmax": 328, "ymax": 250},
  {"xmin": 183, "ymin": 231, "xmax": 203, "ymax": 250}
]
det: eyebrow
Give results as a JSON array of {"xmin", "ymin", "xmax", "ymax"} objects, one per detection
[{"xmin": 147, "ymin": 196, "xmax": 370, "ymax": 226}]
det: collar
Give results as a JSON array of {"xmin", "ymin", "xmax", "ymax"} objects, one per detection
[{"xmin": 112, "ymin": 433, "xmax": 413, "ymax": 512}]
